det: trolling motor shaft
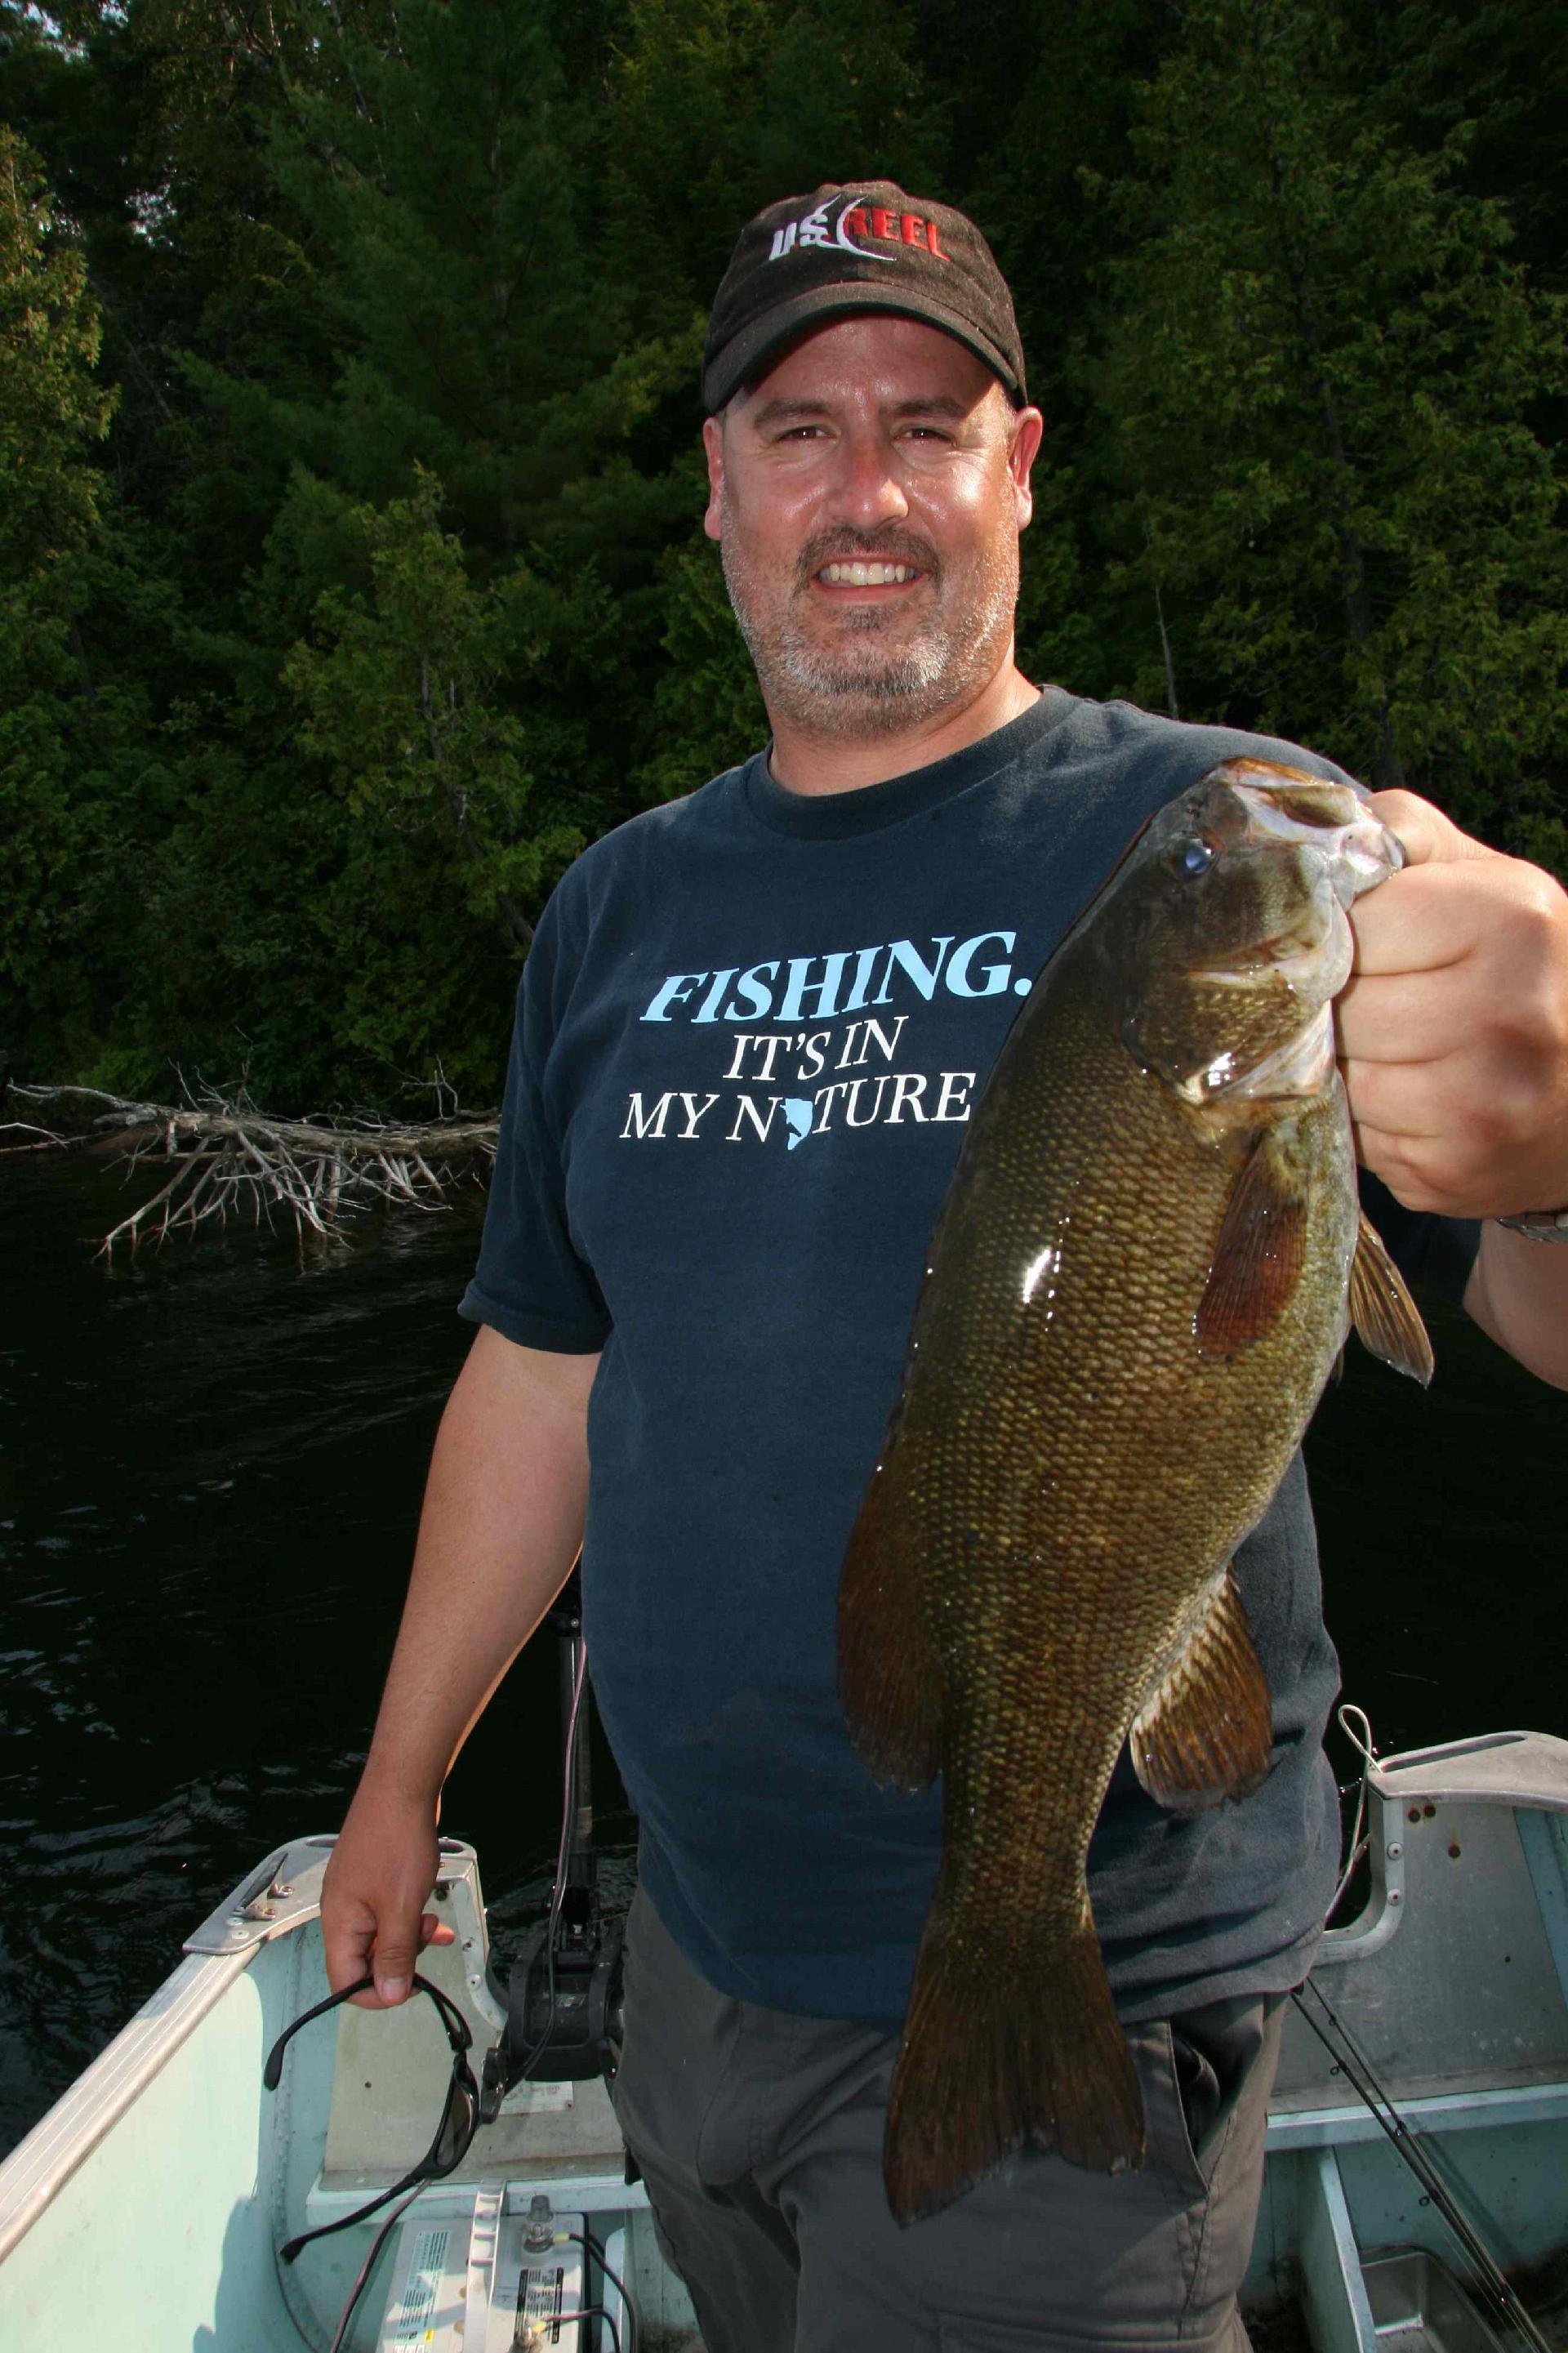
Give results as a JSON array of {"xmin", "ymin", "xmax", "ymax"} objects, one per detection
[{"xmin": 482, "ymin": 1566, "xmax": 626, "ymax": 2118}]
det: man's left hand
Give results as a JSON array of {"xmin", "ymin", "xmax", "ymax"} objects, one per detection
[{"xmin": 1339, "ymin": 789, "xmax": 1568, "ymax": 1219}]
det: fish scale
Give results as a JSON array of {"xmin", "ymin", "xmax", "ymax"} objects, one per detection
[{"xmin": 837, "ymin": 761, "xmax": 1432, "ymax": 2226}]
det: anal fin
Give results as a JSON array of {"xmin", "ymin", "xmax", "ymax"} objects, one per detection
[
  {"xmin": 838, "ymin": 1428, "xmax": 944, "ymax": 1793},
  {"xmin": 1349, "ymin": 1210, "xmax": 1434, "ymax": 1384},
  {"xmin": 1130, "ymin": 1566, "xmax": 1273, "ymax": 1813}
]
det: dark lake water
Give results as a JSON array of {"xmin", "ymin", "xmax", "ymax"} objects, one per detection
[{"xmin": 2, "ymin": 1150, "xmax": 1564, "ymax": 2157}]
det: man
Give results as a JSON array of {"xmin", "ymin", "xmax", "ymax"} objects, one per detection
[{"xmin": 322, "ymin": 185, "xmax": 1568, "ymax": 2347}]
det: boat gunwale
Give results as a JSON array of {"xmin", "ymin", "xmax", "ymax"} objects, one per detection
[{"xmin": 0, "ymin": 1944, "xmax": 253, "ymax": 2264}]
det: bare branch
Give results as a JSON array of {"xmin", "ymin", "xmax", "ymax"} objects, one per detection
[{"xmin": 8, "ymin": 1082, "xmax": 499, "ymax": 1259}]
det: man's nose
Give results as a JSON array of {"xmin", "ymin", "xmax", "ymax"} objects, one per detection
[{"xmin": 826, "ymin": 431, "xmax": 911, "ymax": 528}]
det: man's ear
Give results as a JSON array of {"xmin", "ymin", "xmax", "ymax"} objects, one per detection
[
  {"xmin": 702, "ymin": 414, "xmax": 725, "ymax": 542},
  {"xmin": 1010, "ymin": 405, "xmax": 1045, "ymax": 531}
]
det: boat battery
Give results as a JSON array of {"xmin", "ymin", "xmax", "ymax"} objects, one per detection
[{"xmin": 376, "ymin": 2192, "xmax": 588, "ymax": 2350}]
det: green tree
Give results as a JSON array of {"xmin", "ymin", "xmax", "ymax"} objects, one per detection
[
  {"xmin": 283, "ymin": 467, "xmax": 586, "ymax": 953},
  {"xmin": 1087, "ymin": 0, "xmax": 1567, "ymax": 856},
  {"xmin": 0, "ymin": 125, "xmax": 123, "ymax": 1042}
]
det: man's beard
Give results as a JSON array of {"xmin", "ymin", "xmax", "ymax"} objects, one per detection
[{"xmin": 720, "ymin": 526, "xmax": 1020, "ymax": 740}]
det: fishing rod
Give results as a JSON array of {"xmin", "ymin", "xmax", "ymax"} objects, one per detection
[{"xmin": 1289, "ymin": 1978, "xmax": 1553, "ymax": 2353}]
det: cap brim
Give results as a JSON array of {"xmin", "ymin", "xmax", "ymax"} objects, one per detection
[{"xmin": 703, "ymin": 282, "xmax": 1025, "ymax": 412}]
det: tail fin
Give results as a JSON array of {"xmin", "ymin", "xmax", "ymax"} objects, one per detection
[{"xmin": 884, "ymin": 1899, "xmax": 1144, "ymax": 2226}]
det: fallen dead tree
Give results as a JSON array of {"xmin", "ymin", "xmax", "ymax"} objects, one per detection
[{"xmin": 2, "ymin": 1081, "xmax": 500, "ymax": 1258}]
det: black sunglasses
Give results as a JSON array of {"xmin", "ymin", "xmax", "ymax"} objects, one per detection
[{"xmin": 263, "ymin": 1972, "xmax": 480, "ymax": 2262}]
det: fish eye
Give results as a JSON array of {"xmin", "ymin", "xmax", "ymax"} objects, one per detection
[{"xmin": 1178, "ymin": 837, "xmax": 1216, "ymax": 877}]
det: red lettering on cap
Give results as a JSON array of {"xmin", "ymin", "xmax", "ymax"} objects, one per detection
[
  {"xmin": 844, "ymin": 206, "xmax": 869, "ymax": 238},
  {"xmin": 926, "ymin": 219, "xmax": 949, "ymax": 260},
  {"xmin": 902, "ymin": 213, "xmax": 924, "ymax": 245},
  {"xmin": 871, "ymin": 207, "xmax": 897, "ymax": 241}
]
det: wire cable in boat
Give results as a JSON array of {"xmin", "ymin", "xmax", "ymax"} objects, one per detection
[
  {"xmin": 1325, "ymin": 1702, "xmax": 1374, "ymax": 1923},
  {"xmin": 566, "ymin": 2227, "xmax": 638, "ymax": 2353},
  {"xmin": 1288, "ymin": 1979, "xmax": 1552, "ymax": 2353},
  {"xmin": 522, "ymin": 2304, "xmax": 619, "ymax": 2352},
  {"xmin": 328, "ymin": 2185, "xmax": 421, "ymax": 2352},
  {"xmin": 510, "ymin": 1637, "xmax": 590, "ymax": 2084}
]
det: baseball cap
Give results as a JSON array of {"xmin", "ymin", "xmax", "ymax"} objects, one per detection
[{"xmin": 702, "ymin": 180, "xmax": 1027, "ymax": 414}]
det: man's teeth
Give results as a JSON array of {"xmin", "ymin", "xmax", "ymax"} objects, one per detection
[{"xmin": 818, "ymin": 561, "xmax": 919, "ymax": 586}]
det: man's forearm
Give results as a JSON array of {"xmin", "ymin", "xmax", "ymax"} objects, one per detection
[
  {"xmin": 358, "ymin": 1323, "xmax": 599, "ymax": 1808},
  {"xmin": 1464, "ymin": 1223, "xmax": 1568, "ymax": 1391}
]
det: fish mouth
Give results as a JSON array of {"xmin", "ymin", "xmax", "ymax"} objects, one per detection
[
  {"xmin": 1188, "ymin": 927, "xmax": 1334, "ymax": 989},
  {"xmin": 1226, "ymin": 775, "xmax": 1402, "ymax": 906}
]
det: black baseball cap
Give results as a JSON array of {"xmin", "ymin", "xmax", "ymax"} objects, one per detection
[{"xmin": 702, "ymin": 181, "xmax": 1027, "ymax": 414}]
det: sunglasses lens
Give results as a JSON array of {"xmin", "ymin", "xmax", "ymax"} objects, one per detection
[{"xmin": 429, "ymin": 2070, "xmax": 478, "ymax": 2176}]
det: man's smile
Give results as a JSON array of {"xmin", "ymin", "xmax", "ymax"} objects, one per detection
[{"xmin": 813, "ymin": 559, "xmax": 924, "ymax": 590}]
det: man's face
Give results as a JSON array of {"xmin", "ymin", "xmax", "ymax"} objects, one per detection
[{"xmin": 702, "ymin": 315, "xmax": 1043, "ymax": 740}]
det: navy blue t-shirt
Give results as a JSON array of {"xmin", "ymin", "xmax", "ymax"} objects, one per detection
[{"xmin": 459, "ymin": 689, "xmax": 1478, "ymax": 2026}]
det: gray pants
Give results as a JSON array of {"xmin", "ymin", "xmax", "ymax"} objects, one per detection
[{"xmin": 610, "ymin": 1886, "xmax": 1284, "ymax": 2352}]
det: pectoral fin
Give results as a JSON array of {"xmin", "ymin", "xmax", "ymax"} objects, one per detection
[
  {"xmin": 1129, "ymin": 1567, "xmax": 1273, "ymax": 1813},
  {"xmin": 838, "ymin": 1416, "xmax": 945, "ymax": 1793},
  {"xmin": 1195, "ymin": 1136, "xmax": 1307, "ymax": 1356},
  {"xmin": 1349, "ymin": 1210, "xmax": 1434, "ymax": 1385}
]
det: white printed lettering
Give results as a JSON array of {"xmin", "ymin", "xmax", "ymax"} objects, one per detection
[
  {"xmin": 858, "ymin": 1014, "xmax": 906, "ymax": 1065},
  {"xmin": 933, "ymin": 1072, "xmax": 976, "ymax": 1121},
  {"xmin": 677, "ymin": 1092, "xmax": 720, "ymax": 1137},
  {"xmin": 621, "ymin": 1092, "xmax": 675, "ymax": 1139},
  {"xmin": 844, "ymin": 1074, "xmax": 891, "ymax": 1128},
  {"xmin": 728, "ymin": 1094, "xmax": 782, "ymax": 1143},
  {"xmin": 886, "ymin": 1072, "xmax": 930, "ymax": 1123},
  {"xmin": 812, "ymin": 1081, "xmax": 851, "ymax": 1133}
]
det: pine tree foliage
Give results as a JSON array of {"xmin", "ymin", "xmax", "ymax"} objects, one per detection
[
  {"xmin": 2, "ymin": 0, "xmax": 1564, "ymax": 1108},
  {"xmin": 0, "ymin": 126, "xmax": 114, "ymax": 616},
  {"xmin": 1087, "ymin": 0, "xmax": 1566, "ymax": 833},
  {"xmin": 282, "ymin": 467, "xmax": 586, "ymax": 949},
  {"xmin": 0, "ymin": 125, "xmax": 123, "ymax": 1038}
]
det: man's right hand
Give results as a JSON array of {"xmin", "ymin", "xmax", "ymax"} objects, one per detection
[{"xmin": 320, "ymin": 1775, "xmax": 457, "ymax": 2008}]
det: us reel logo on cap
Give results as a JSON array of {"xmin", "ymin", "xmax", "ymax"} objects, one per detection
[{"xmin": 767, "ymin": 192, "xmax": 951, "ymax": 265}]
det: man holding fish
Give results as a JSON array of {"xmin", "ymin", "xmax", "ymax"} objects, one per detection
[{"xmin": 322, "ymin": 183, "xmax": 1568, "ymax": 2347}]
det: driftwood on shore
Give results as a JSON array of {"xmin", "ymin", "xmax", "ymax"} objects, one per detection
[{"xmin": 2, "ymin": 1081, "xmax": 501, "ymax": 1257}]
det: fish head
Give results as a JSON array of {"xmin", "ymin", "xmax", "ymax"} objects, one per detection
[{"xmin": 1102, "ymin": 761, "xmax": 1402, "ymax": 1112}]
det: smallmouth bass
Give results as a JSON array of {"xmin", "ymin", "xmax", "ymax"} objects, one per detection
[{"xmin": 838, "ymin": 760, "xmax": 1432, "ymax": 2226}]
